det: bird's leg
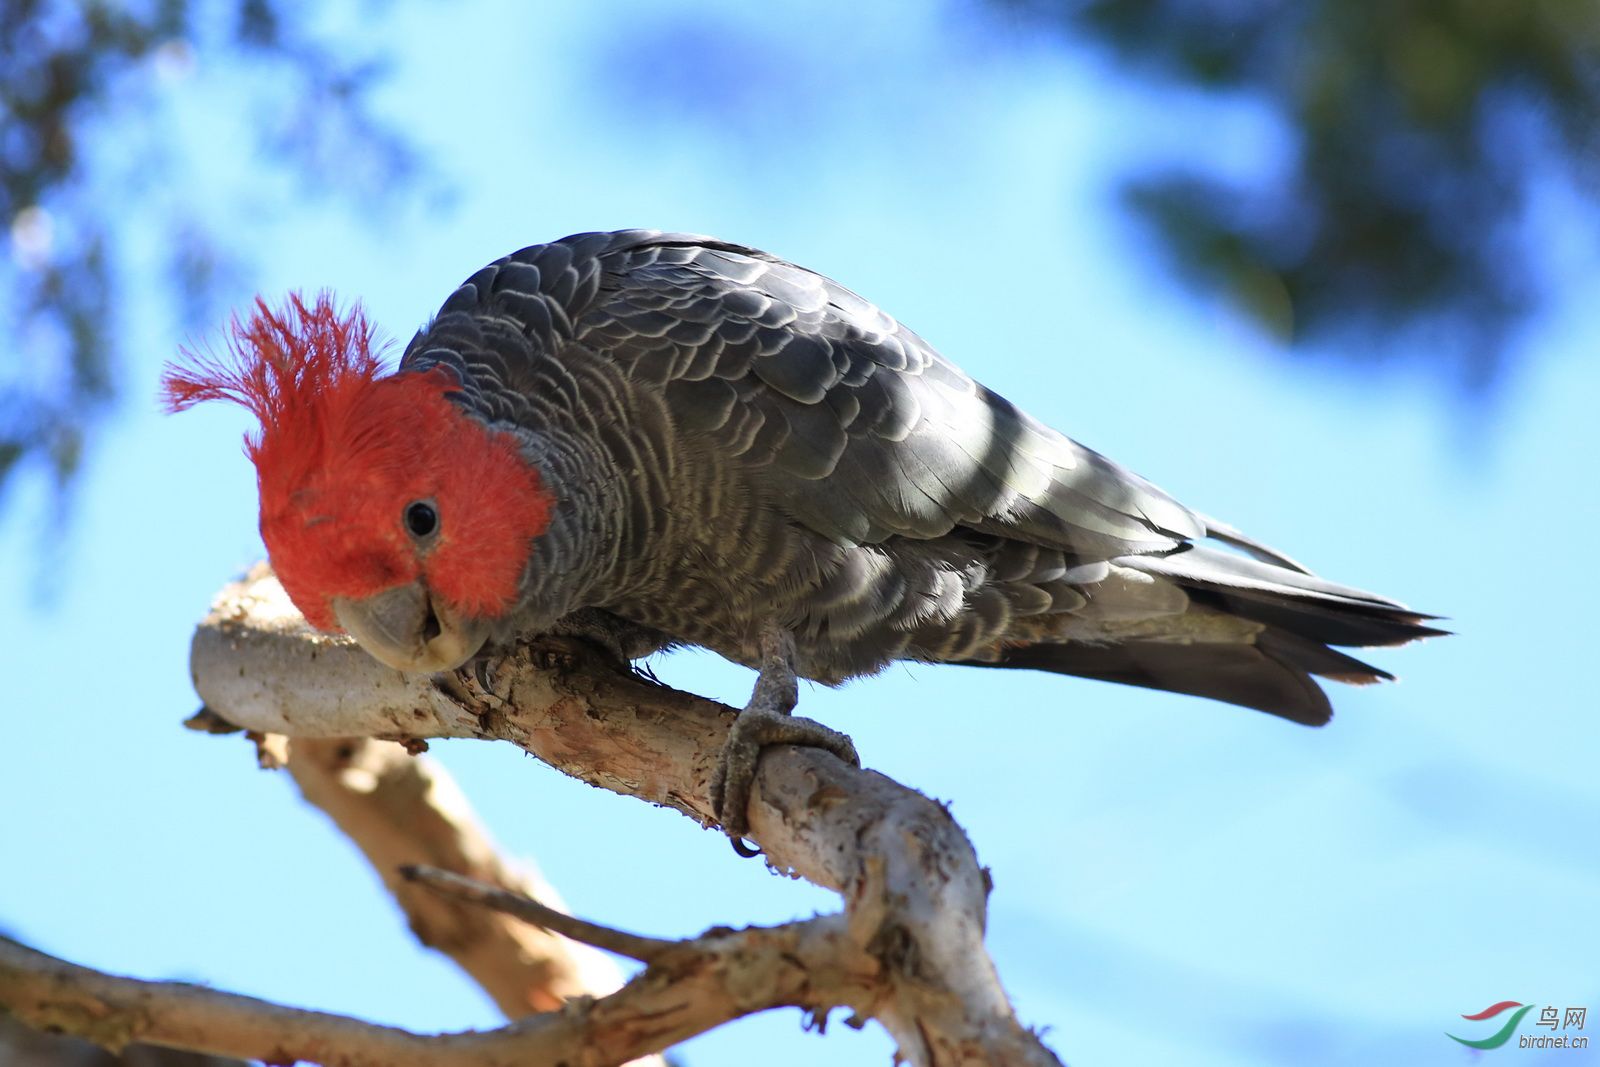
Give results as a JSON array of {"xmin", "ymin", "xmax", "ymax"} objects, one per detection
[{"xmin": 710, "ymin": 626, "xmax": 860, "ymax": 852}]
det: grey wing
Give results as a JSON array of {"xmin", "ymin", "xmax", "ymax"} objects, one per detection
[{"xmin": 575, "ymin": 235, "xmax": 1205, "ymax": 560}]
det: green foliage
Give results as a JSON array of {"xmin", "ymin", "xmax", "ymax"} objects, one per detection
[
  {"xmin": 1002, "ymin": 0, "xmax": 1600, "ymax": 388},
  {"xmin": 0, "ymin": 0, "xmax": 419, "ymax": 513}
]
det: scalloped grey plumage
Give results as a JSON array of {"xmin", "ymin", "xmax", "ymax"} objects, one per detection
[{"xmin": 399, "ymin": 230, "xmax": 1441, "ymax": 725}]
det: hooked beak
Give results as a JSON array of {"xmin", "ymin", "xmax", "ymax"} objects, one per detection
[{"xmin": 331, "ymin": 582, "xmax": 488, "ymax": 673}]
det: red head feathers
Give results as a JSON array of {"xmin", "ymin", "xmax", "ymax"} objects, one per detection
[{"xmin": 163, "ymin": 293, "xmax": 553, "ymax": 632}]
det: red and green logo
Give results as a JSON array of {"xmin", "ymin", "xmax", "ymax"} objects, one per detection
[{"xmin": 1448, "ymin": 1001, "xmax": 1535, "ymax": 1049}]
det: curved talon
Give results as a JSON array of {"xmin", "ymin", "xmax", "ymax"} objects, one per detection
[
  {"xmin": 472, "ymin": 657, "xmax": 495, "ymax": 693},
  {"xmin": 709, "ymin": 626, "xmax": 860, "ymax": 854},
  {"xmin": 529, "ymin": 639, "xmax": 579, "ymax": 672},
  {"xmin": 711, "ymin": 704, "xmax": 859, "ymax": 847}
]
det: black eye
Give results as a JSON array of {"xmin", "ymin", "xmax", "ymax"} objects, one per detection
[{"xmin": 404, "ymin": 501, "xmax": 438, "ymax": 538}]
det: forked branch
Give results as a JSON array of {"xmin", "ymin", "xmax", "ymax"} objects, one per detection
[{"xmin": 0, "ymin": 570, "xmax": 1061, "ymax": 1066}]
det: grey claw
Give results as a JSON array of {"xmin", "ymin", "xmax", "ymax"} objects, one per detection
[
  {"xmin": 472, "ymin": 657, "xmax": 495, "ymax": 693},
  {"xmin": 711, "ymin": 706, "xmax": 859, "ymax": 848}
]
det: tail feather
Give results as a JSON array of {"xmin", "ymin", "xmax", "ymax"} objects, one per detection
[
  {"xmin": 1125, "ymin": 545, "xmax": 1445, "ymax": 644},
  {"xmin": 967, "ymin": 634, "xmax": 1336, "ymax": 725},
  {"xmin": 1125, "ymin": 544, "xmax": 1427, "ymax": 614},
  {"xmin": 958, "ymin": 542, "xmax": 1441, "ymax": 726},
  {"xmin": 1193, "ymin": 512, "xmax": 1313, "ymax": 575},
  {"xmin": 1189, "ymin": 585, "xmax": 1446, "ymax": 648},
  {"xmin": 1255, "ymin": 628, "xmax": 1392, "ymax": 685}
]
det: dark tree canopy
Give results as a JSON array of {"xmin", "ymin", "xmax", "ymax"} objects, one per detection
[
  {"xmin": 0, "ymin": 0, "xmax": 419, "ymax": 516},
  {"xmin": 999, "ymin": 0, "xmax": 1600, "ymax": 390}
]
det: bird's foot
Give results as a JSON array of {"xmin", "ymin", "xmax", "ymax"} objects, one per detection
[
  {"xmin": 710, "ymin": 705, "xmax": 858, "ymax": 854},
  {"xmin": 546, "ymin": 608, "xmax": 670, "ymax": 671},
  {"xmin": 709, "ymin": 628, "xmax": 860, "ymax": 855}
]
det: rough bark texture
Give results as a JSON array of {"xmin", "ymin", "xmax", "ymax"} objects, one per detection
[
  {"xmin": 0, "ymin": 1012, "xmax": 246, "ymax": 1067},
  {"xmin": 0, "ymin": 570, "xmax": 1062, "ymax": 1066}
]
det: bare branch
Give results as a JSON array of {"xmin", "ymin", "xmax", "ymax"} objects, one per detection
[
  {"xmin": 280, "ymin": 735, "xmax": 643, "ymax": 1017},
  {"xmin": 400, "ymin": 864, "xmax": 676, "ymax": 964},
  {"xmin": 0, "ymin": 1009, "xmax": 248, "ymax": 1067},
  {"xmin": 0, "ymin": 921, "xmax": 876, "ymax": 1067},
  {"xmin": 150, "ymin": 571, "xmax": 1061, "ymax": 1064},
  {"xmin": 0, "ymin": 934, "xmax": 532, "ymax": 1067}
]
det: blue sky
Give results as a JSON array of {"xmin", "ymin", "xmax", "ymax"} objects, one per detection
[{"xmin": 2, "ymin": 3, "xmax": 1597, "ymax": 1065}]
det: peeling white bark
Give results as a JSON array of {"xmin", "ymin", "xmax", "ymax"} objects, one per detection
[{"xmin": 178, "ymin": 569, "xmax": 1063, "ymax": 1066}]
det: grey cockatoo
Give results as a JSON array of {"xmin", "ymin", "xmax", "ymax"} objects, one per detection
[{"xmin": 165, "ymin": 230, "xmax": 1441, "ymax": 845}]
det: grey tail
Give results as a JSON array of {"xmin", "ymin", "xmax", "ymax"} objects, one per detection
[{"xmin": 962, "ymin": 543, "xmax": 1445, "ymax": 726}]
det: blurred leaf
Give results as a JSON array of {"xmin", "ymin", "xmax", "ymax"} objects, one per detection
[
  {"xmin": 996, "ymin": 0, "xmax": 1600, "ymax": 392},
  {"xmin": 0, "ymin": 0, "xmax": 425, "ymax": 533}
]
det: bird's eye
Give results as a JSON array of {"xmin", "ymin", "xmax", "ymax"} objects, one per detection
[{"xmin": 404, "ymin": 501, "xmax": 439, "ymax": 539}]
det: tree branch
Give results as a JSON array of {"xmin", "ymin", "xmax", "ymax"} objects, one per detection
[
  {"xmin": 0, "ymin": 934, "xmax": 531, "ymax": 1067},
  {"xmin": 0, "ymin": 919, "xmax": 877, "ymax": 1067},
  {"xmin": 400, "ymin": 864, "xmax": 677, "ymax": 964},
  {"xmin": 276, "ymin": 735, "xmax": 637, "ymax": 1019},
  {"xmin": 46, "ymin": 569, "xmax": 1061, "ymax": 1065}
]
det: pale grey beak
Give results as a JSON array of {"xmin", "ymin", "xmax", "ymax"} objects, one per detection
[{"xmin": 331, "ymin": 582, "xmax": 488, "ymax": 673}]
